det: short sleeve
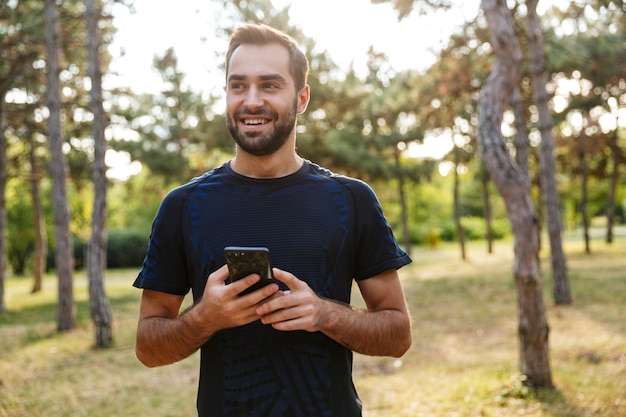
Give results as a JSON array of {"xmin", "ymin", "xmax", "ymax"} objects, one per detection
[
  {"xmin": 339, "ymin": 177, "xmax": 411, "ymax": 280},
  {"xmin": 133, "ymin": 187, "xmax": 192, "ymax": 295}
]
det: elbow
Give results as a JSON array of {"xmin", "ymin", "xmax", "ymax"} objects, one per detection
[
  {"xmin": 391, "ymin": 331, "xmax": 412, "ymax": 358},
  {"xmin": 391, "ymin": 318, "xmax": 412, "ymax": 358},
  {"xmin": 135, "ymin": 345, "xmax": 158, "ymax": 368},
  {"xmin": 135, "ymin": 338, "xmax": 167, "ymax": 368}
]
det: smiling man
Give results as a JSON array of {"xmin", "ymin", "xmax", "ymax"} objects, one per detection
[{"xmin": 133, "ymin": 23, "xmax": 412, "ymax": 417}]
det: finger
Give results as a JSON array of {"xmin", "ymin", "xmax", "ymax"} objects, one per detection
[
  {"xmin": 239, "ymin": 281, "xmax": 280, "ymax": 303},
  {"xmin": 207, "ymin": 264, "xmax": 230, "ymax": 285},
  {"xmin": 261, "ymin": 304, "xmax": 314, "ymax": 332},
  {"xmin": 228, "ymin": 273, "xmax": 262, "ymax": 295},
  {"xmin": 272, "ymin": 268, "xmax": 303, "ymax": 290},
  {"xmin": 256, "ymin": 289, "xmax": 295, "ymax": 317}
]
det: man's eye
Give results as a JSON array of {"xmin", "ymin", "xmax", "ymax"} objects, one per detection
[
  {"xmin": 263, "ymin": 83, "xmax": 279, "ymax": 89},
  {"xmin": 230, "ymin": 83, "xmax": 245, "ymax": 90}
]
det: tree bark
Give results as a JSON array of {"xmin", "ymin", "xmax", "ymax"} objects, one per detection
[
  {"xmin": 394, "ymin": 148, "xmax": 412, "ymax": 257},
  {"xmin": 578, "ymin": 141, "xmax": 591, "ymax": 254},
  {"xmin": 453, "ymin": 145, "xmax": 466, "ymax": 260},
  {"xmin": 478, "ymin": 0, "xmax": 552, "ymax": 388},
  {"xmin": 480, "ymin": 165, "xmax": 493, "ymax": 254},
  {"xmin": 606, "ymin": 130, "xmax": 619, "ymax": 244},
  {"xmin": 0, "ymin": 100, "xmax": 7, "ymax": 313},
  {"xmin": 85, "ymin": 0, "xmax": 113, "ymax": 348},
  {"xmin": 526, "ymin": 0, "xmax": 571, "ymax": 305},
  {"xmin": 45, "ymin": 0, "xmax": 75, "ymax": 331},
  {"xmin": 29, "ymin": 136, "xmax": 47, "ymax": 293},
  {"xmin": 511, "ymin": 87, "xmax": 529, "ymax": 179}
]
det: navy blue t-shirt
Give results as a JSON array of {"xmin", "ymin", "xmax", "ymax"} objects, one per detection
[{"xmin": 134, "ymin": 160, "xmax": 411, "ymax": 417}]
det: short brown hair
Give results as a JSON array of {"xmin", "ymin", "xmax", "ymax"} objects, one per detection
[{"xmin": 225, "ymin": 24, "xmax": 310, "ymax": 91}]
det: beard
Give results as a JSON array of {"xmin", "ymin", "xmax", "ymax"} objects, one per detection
[{"xmin": 227, "ymin": 99, "xmax": 298, "ymax": 156}]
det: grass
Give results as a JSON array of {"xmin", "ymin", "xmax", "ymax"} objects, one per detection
[{"xmin": 1, "ymin": 231, "xmax": 625, "ymax": 417}]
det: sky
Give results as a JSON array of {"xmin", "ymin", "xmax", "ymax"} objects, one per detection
[
  {"xmin": 106, "ymin": 0, "xmax": 480, "ymax": 94},
  {"xmin": 105, "ymin": 0, "xmax": 483, "ymax": 178}
]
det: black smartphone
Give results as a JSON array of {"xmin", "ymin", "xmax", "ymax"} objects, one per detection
[{"xmin": 224, "ymin": 246, "xmax": 276, "ymax": 296}]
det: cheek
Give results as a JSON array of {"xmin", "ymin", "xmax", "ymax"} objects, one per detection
[{"xmin": 225, "ymin": 100, "xmax": 239, "ymax": 117}]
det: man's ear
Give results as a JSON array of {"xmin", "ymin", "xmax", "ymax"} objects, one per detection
[{"xmin": 296, "ymin": 84, "xmax": 310, "ymax": 115}]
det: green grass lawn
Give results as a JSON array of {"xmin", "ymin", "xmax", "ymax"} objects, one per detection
[{"xmin": 1, "ymin": 233, "xmax": 625, "ymax": 416}]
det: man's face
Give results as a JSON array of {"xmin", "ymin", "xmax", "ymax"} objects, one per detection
[{"xmin": 225, "ymin": 43, "xmax": 308, "ymax": 156}]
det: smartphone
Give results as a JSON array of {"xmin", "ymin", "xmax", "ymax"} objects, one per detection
[{"xmin": 224, "ymin": 246, "xmax": 276, "ymax": 296}]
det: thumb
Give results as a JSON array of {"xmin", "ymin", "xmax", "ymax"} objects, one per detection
[{"xmin": 209, "ymin": 264, "xmax": 230, "ymax": 285}]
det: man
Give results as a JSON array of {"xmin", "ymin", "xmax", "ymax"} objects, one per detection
[{"xmin": 134, "ymin": 23, "xmax": 412, "ymax": 417}]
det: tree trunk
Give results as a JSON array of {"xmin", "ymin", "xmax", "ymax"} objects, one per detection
[
  {"xmin": 510, "ymin": 85, "xmax": 537, "ymax": 254},
  {"xmin": 394, "ymin": 149, "xmax": 411, "ymax": 257},
  {"xmin": 478, "ymin": 0, "xmax": 552, "ymax": 389},
  {"xmin": 480, "ymin": 165, "xmax": 493, "ymax": 254},
  {"xmin": 526, "ymin": 0, "xmax": 571, "ymax": 305},
  {"xmin": 85, "ymin": 0, "xmax": 113, "ymax": 348},
  {"xmin": 578, "ymin": 142, "xmax": 591, "ymax": 254},
  {"xmin": 511, "ymin": 87, "xmax": 529, "ymax": 178},
  {"xmin": 0, "ymin": 101, "xmax": 7, "ymax": 313},
  {"xmin": 606, "ymin": 130, "xmax": 618, "ymax": 244},
  {"xmin": 453, "ymin": 145, "xmax": 466, "ymax": 260},
  {"xmin": 45, "ymin": 0, "xmax": 75, "ymax": 331},
  {"xmin": 29, "ymin": 135, "xmax": 47, "ymax": 293}
]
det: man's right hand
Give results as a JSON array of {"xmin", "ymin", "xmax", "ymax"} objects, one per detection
[
  {"xmin": 135, "ymin": 265, "xmax": 279, "ymax": 367},
  {"xmin": 196, "ymin": 264, "xmax": 280, "ymax": 329}
]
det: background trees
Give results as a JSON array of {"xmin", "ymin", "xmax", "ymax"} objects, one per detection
[
  {"xmin": 45, "ymin": 0, "xmax": 75, "ymax": 332},
  {"xmin": 1, "ymin": 0, "xmax": 624, "ymax": 384}
]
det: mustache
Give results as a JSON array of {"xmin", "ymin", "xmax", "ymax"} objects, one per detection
[{"xmin": 234, "ymin": 108, "xmax": 278, "ymax": 119}]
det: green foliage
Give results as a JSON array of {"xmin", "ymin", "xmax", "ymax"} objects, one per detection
[
  {"xmin": 105, "ymin": 229, "xmax": 148, "ymax": 269},
  {"xmin": 2, "ymin": 0, "xmax": 626, "ymax": 286},
  {"xmin": 435, "ymin": 216, "xmax": 511, "ymax": 242},
  {"xmin": 6, "ymin": 179, "xmax": 35, "ymax": 275},
  {"xmin": 46, "ymin": 230, "xmax": 148, "ymax": 271}
]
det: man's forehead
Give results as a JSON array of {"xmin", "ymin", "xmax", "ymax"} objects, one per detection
[{"xmin": 227, "ymin": 43, "xmax": 291, "ymax": 79}]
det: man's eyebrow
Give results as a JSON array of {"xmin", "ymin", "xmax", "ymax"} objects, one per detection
[
  {"xmin": 259, "ymin": 74, "xmax": 288, "ymax": 83},
  {"xmin": 227, "ymin": 74, "xmax": 246, "ymax": 82},
  {"xmin": 227, "ymin": 73, "xmax": 288, "ymax": 83}
]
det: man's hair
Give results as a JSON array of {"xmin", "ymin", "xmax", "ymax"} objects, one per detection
[{"xmin": 226, "ymin": 24, "xmax": 310, "ymax": 91}]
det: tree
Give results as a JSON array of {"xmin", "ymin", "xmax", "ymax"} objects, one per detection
[
  {"xmin": 548, "ymin": 1, "xmax": 626, "ymax": 244},
  {"xmin": 408, "ymin": 15, "xmax": 492, "ymax": 258},
  {"xmin": 452, "ymin": 144, "xmax": 467, "ymax": 260},
  {"xmin": 84, "ymin": 0, "xmax": 113, "ymax": 348},
  {"xmin": 45, "ymin": 0, "xmax": 75, "ymax": 331},
  {"xmin": 525, "ymin": 0, "xmax": 571, "ymax": 305},
  {"xmin": 0, "ymin": 97, "xmax": 6, "ymax": 313},
  {"xmin": 0, "ymin": 0, "xmax": 42, "ymax": 310},
  {"xmin": 28, "ymin": 133, "xmax": 47, "ymax": 293},
  {"xmin": 478, "ymin": 0, "xmax": 552, "ymax": 388}
]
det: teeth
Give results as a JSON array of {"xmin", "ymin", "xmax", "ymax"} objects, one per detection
[{"xmin": 244, "ymin": 119, "xmax": 267, "ymax": 125}]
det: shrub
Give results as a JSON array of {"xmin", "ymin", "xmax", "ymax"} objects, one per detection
[
  {"xmin": 461, "ymin": 216, "xmax": 487, "ymax": 240},
  {"xmin": 106, "ymin": 229, "xmax": 149, "ymax": 269},
  {"xmin": 418, "ymin": 217, "xmax": 511, "ymax": 244}
]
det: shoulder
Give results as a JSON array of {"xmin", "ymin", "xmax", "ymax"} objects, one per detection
[
  {"xmin": 157, "ymin": 165, "xmax": 228, "ymax": 213},
  {"xmin": 305, "ymin": 161, "xmax": 375, "ymax": 198}
]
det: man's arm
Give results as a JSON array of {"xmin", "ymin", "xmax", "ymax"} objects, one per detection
[
  {"xmin": 257, "ymin": 268, "xmax": 412, "ymax": 358},
  {"xmin": 136, "ymin": 289, "xmax": 204, "ymax": 367},
  {"xmin": 135, "ymin": 265, "xmax": 279, "ymax": 367}
]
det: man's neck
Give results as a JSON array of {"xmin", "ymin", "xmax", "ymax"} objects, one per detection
[{"xmin": 230, "ymin": 152, "xmax": 304, "ymax": 179}]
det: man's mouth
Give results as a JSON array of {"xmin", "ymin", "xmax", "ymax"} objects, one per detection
[{"xmin": 243, "ymin": 118, "xmax": 269, "ymax": 126}]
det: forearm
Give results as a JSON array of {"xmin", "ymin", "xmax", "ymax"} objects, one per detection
[
  {"xmin": 136, "ymin": 306, "xmax": 217, "ymax": 367},
  {"xmin": 318, "ymin": 298, "xmax": 412, "ymax": 358}
]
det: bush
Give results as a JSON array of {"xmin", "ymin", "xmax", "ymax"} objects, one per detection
[
  {"xmin": 409, "ymin": 224, "xmax": 442, "ymax": 247},
  {"xmin": 417, "ymin": 217, "xmax": 511, "ymax": 244},
  {"xmin": 460, "ymin": 217, "xmax": 485, "ymax": 240},
  {"xmin": 106, "ymin": 229, "xmax": 149, "ymax": 269},
  {"xmin": 46, "ymin": 230, "xmax": 148, "ymax": 271}
]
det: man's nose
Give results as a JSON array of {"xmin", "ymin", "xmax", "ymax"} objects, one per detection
[{"xmin": 243, "ymin": 86, "xmax": 263, "ymax": 109}]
